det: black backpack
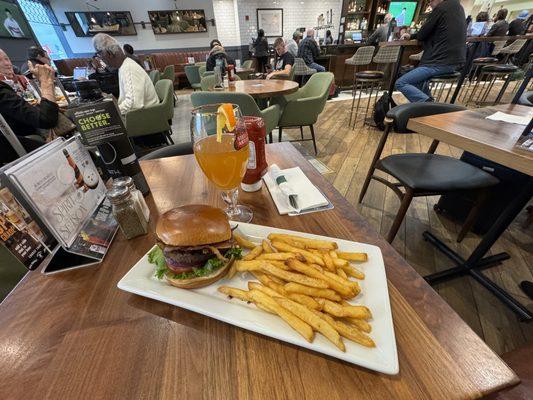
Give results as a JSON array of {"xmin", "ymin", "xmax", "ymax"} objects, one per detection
[{"xmin": 373, "ymin": 92, "xmax": 395, "ymax": 131}]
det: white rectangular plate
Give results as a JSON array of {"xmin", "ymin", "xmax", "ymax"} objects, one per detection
[{"xmin": 117, "ymin": 222, "xmax": 398, "ymax": 374}]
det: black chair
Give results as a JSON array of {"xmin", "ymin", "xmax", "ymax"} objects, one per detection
[
  {"xmin": 140, "ymin": 142, "xmax": 193, "ymax": 160},
  {"xmin": 358, "ymin": 103, "xmax": 499, "ymax": 243}
]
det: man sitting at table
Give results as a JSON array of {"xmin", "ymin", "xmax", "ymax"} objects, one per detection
[
  {"xmin": 395, "ymin": 0, "xmax": 466, "ymax": 103},
  {"xmin": 367, "ymin": 13, "xmax": 392, "ymax": 45},
  {"xmin": 298, "ymin": 29, "xmax": 325, "ymax": 72},
  {"xmin": 92, "ymin": 33, "xmax": 158, "ymax": 115},
  {"xmin": 267, "ymin": 38, "xmax": 294, "ymax": 80}
]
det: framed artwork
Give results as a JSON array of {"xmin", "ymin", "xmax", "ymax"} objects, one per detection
[
  {"xmin": 256, "ymin": 8, "xmax": 283, "ymax": 37},
  {"xmin": 148, "ymin": 10, "xmax": 207, "ymax": 34}
]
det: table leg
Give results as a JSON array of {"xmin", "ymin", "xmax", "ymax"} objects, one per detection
[{"xmin": 422, "ymin": 177, "xmax": 533, "ymax": 321}]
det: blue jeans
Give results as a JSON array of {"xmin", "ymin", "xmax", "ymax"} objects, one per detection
[
  {"xmin": 309, "ymin": 62, "xmax": 326, "ymax": 72},
  {"xmin": 395, "ymin": 65, "xmax": 457, "ymax": 102}
]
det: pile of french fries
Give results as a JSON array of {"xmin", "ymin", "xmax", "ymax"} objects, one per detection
[{"xmin": 218, "ymin": 232, "xmax": 375, "ymax": 352}]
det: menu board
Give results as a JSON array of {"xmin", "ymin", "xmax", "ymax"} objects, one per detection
[{"xmin": 6, "ymin": 137, "xmax": 106, "ymax": 248}]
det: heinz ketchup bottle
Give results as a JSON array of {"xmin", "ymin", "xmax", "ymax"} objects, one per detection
[{"xmin": 241, "ymin": 116, "xmax": 268, "ymax": 192}]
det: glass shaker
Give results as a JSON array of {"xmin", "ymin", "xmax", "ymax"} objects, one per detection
[
  {"xmin": 113, "ymin": 176, "xmax": 150, "ymax": 223},
  {"xmin": 107, "ymin": 186, "xmax": 148, "ymax": 240}
]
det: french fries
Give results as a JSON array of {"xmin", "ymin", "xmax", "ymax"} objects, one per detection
[
  {"xmin": 234, "ymin": 233, "xmax": 259, "ymax": 249},
  {"xmin": 262, "ymin": 240, "xmax": 275, "ymax": 253},
  {"xmin": 261, "ymin": 263, "xmax": 329, "ymax": 289},
  {"xmin": 219, "ymin": 231, "xmax": 374, "ymax": 352},
  {"xmin": 336, "ymin": 251, "xmax": 368, "ymax": 263},
  {"xmin": 274, "ymin": 297, "xmax": 345, "ymax": 351},
  {"xmin": 286, "ymin": 258, "xmax": 353, "ymax": 298},
  {"xmin": 317, "ymin": 299, "xmax": 372, "ymax": 320},
  {"xmin": 243, "ymin": 245, "xmax": 263, "ymax": 260},
  {"xmin": 271, "ymin": 240, "xmax": 325, "ymax": 267},
  {"xmin": 268, "ymin": 233, "xmax": 338, "ymax": 250},
  {"xmin": 284, "ymin": 282, "xmax": 342, "ymax": 302}
]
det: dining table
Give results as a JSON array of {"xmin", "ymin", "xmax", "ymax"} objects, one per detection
[
  {"xmin": 213, "ymin": 79, "xmax": 299, "ymax": 99},
  {"xmin": 408, "ymin": 103, "xmax": 533, "ymax": 321},
  {"xmin": 0, "ymin": 143, "xmax": 519, "ymax": 399}
]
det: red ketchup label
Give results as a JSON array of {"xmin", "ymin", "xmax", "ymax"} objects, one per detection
[{"xmin": 234, "ymin": 121, "xmax": 249, "ymax": 150}]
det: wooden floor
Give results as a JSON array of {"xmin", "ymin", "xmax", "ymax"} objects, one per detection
[{"xmin": 172, "ymin": 92, "xmax": 533, "ymax": 356}]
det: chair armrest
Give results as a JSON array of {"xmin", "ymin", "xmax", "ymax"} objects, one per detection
[{"xmin": 260, "ymin": 104, "xmax": 281, "ymax": 134}]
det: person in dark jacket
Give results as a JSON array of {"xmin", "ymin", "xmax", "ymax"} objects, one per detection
[
  {"xmin": 298, "ymin": 28, "xmax": 325, "ymax": 72},
  {"xmin": 395, "ymin": 0, "xmax": 466, "ymax": 102},
  {"xmin": 367, "ymin": 13, "xmax": 392, "ymax": 45},
  {"xmin": 486, "ymin": 9, "xmax": 509, "ymax": 37},
  {"xmin": 123, "ymin": 44, "xmax": 144, "ymax": 68},
  {"xmin": 0, "ymin": 49, "xmax": 58, "ymax": 164},
  {"xmin": 253, "ymin": 29, "xmax": 269, "ymax": 73},
  {"xmin": 508, "ymin": 10, "xmax": 528, "ymax": 36},
  {"xmin": 205, "ymin": 45, "xmax": 235, "ymax": 71}
]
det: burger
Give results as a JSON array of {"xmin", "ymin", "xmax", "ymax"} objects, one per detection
[{"xmin": 148, "ymin": 204, "xmax": 241, "ymax": 289}]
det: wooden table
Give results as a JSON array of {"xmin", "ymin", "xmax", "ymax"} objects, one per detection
[
  {"xmin": 0, "ymin": 143, "xmax": 518, "ymax": 399},
  {"xmin": 215, "ymin": 79, "xmax": 299, "ymax": 99},
  {"xmin": 408, "ymin": 104, "xmax": 533, "ymax": 321}
]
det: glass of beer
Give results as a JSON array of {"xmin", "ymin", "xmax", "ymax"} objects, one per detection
[{"xmin": 191, "ymin": 104, "xmax": 253, "ymax": 222}]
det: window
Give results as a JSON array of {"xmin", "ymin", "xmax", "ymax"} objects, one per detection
[{"xmin": 18, "ymin": 0, "xmax": 67, "ymax": 60}]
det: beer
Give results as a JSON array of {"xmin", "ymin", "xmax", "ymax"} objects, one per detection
[{"xmin": 194, "ymin": 135, "xmax": 249, "ymax": 190}]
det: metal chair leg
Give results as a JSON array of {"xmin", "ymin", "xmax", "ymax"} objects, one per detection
[
  {"xmin": 363, "ymin": 82, "xmax": 376, "ymax": 126},
  {"xmin": 353, "ymin": 80, "xmax": 364, "ymax": 128},
  {"xmin": 278, "ymin": 127, "xmax": 283, "ymax": 143},
  {"xmin": 300, "ymin": 126, "xmax": 304, "ymax": 140}
]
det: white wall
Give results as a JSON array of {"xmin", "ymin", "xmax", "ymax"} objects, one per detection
[
  {"xmin": 235, "ymin": 0, "xmax": 343, "ymax": 45},
  {"xmin": 212, "ymin": 0, "xmax": 241, "ymax": 47},
  {"xmin": 50, "ymin": 0, "xmax": 219, "ymax": 54}
]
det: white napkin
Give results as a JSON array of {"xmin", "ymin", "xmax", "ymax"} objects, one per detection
[
  {"xmin": 263, "ymin": 165, "xmax": 331, "ymax": 215},
  {"xmin": 486, "ymin": 112, "xmax": 532, "ymax": 126}
]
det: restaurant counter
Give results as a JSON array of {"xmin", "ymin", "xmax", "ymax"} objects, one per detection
[{"xmin": 316, "ymin": 43, "xmax": 422, "ymax": 88}]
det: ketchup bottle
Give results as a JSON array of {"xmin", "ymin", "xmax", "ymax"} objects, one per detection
[{"xmin": 241, "ymin": 116, "xmax": 268, "ymax": 192}]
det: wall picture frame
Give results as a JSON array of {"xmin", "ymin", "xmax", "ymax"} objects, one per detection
[{"xmin": 256, "ymin": 8, "xmax": 283, "ymax": 38}]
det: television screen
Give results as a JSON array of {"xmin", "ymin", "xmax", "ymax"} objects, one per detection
[
  {"xmin": 0, "ymin": 1, "xmax": 32, "ymax": 39},
  {"xmin": 148, "ymin": 10, "xmax": 207, "ymax": 34},
  {"xmin": 352, "ymin": 32, "xmax": 363, "ymax": 42},
  {"xmin": 388, "ymin": 2, "xmax": 417, "ymax": 27},
  {"xmin": 65, "ymin": 11, "xmax": 136, "ymax": 37}
]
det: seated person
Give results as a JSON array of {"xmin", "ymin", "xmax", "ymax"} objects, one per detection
[
  {"xmin": 486, "ymin": 8, "xmax": 509, "ymax": 37},
  {"xmin": 367, "ymin": 14, "xmax": 392, "ymax": 45},
  {"xmin": 297, "ymin": 28, "xmax": 326, "ymax": 72},
  {"xmin": 206, "ymin": 45, "xmax": 235, "ymax": 71},
  {"xmin": 267, "ymin": 38, "xmax": 294, "ymax": 80},
  {"xmin": 123, "ymin": 44, "xmax": 144, "ymax": 68},
  {"xmin": 92, "ymin": 33, "xmax": 158, "ymax": 114},
  {"xmin": 395, "ymin": 0, "xmax": 466, "ymax": 103},
  {"xmin": 0, "ymin": 49, "xmax": 58, "ymax": 164},
  {"xmin": 286, "ymin": 31, "xmax": 302, "ymax": 57}
]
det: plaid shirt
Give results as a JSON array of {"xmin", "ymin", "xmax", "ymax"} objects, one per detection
[{"xmin": 297, "ymin": 37, "xmax": 320, "ymax": 66}]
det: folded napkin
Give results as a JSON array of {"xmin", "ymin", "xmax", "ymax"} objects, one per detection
[
  {"xmin": 486, "ymin": 112, "xmax": 532, "ymax": 126},
  {"xmin": 263, "ymin": 165, "xmax": 331, "ymax": 215}
]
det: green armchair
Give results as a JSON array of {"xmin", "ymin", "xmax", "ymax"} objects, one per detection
[
  {"xmin": 124, "ymin": 79, "xmax": 175, "ymax": 144},
  {"xmin": 184, "ymin": 65, "xmax": 201, "ymax": 90},
  {"xmin": 149, "ymin": 70, "xmax": 160, "ymax": 84},
  {"xmin": 161, "ymin": 65, "xmax": 175, "ymax": 81},
  {"xmin": 200, "ymin": 75, "xmax": 241, "ymax": 91},
  {"xmin": 271, "ymin": 72, "xmax": 334, "ymax": 154},
  {"xmin": 242, "ymin": 59, "xmax": 254, "ymax": 69},
  {"xmin": 190, "ymin": 91, "xmax": 280, "ymax": 141}
]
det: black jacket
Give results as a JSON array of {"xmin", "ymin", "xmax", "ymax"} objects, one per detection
[
  {"xmin": 253, "ymin": 37, "xmax": 269, "ymax": 57},
  {"xmin": 413, "ymin": 0, "xmax": 466, "ymax": 66},
  {"xmin": 206, "ymin": 52, "xmax": 235, "ymax": 71},
  {"xmin": 486, "ymin": 20, "xmax": 509, "ymax": 37},
  {"xmin": 508, "ymin": 19, "xmax": 526, "ymax": 36},
  {"xmin": 0, "ymin": 81, "xmax": 58, "ymax": 164}
]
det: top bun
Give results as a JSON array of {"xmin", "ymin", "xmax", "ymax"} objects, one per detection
[{"xmin": 156, "ymin": 204, "xmax": 231, "ymax": 246}]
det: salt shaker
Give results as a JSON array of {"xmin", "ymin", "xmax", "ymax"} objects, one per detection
[
  {"xmin": 107, "ymin": 186, "xmax": 147, "ymax": 239},
  {"xmin": 113, "ymin": 176, "xmax": 150, "ymax": 222}
]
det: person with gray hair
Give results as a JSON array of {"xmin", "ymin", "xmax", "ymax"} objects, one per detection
[
  {"xmin": 367, "ymin": 13, "xmax": 393, "ymax": 45},
  {"xmin": 297, "ymin": 28, "xmax": 325, "ymax": 72},
  {"xmin": 92, "ymin": 33, "xmax": 158, "ymax": 114},
  {"xmin": 285, "ymin": 30, "xmax": 302, "ymax": 57}
]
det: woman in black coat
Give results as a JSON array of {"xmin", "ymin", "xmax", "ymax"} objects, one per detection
[{"xmin": 253, "ymin": 29, "xmax": 269, "ymax": 73}]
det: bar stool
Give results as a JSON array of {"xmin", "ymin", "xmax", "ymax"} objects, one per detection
[
  {"xmin": 428, "ymin": 71, "xmax": 461, "ymax": 103},
  {"xmin": 293, "ymin": 57, "xmax": 317, "ymax": 85},
  {"xmin": 468, "ymin": 64, "xmax": 519, "ymax": 106},
  {"xmin": 358, "ymin": 102, "xmax": 499, "ymax": 243},
  {"xmin": 349, "ymin": 45, "xmax": 401, "ymax": 127},
  {"xmin": 499, "ymin": 39, "xmax": 527, "ymax": 63},
  {"xmin": 345, "ymin": 46, "xmax": 375, "ymax": 126}
]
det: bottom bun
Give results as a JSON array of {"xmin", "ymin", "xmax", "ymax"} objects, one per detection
[{"xmin": 165, "ymin": 260, "xmax": 232, "ymax": 289}]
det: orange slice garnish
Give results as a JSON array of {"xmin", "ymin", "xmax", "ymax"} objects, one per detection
[{"xmin": 216, "ymin": 103, "xmax": 236, "ymax": 142}]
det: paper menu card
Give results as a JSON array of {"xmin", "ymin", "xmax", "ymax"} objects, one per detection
[
  {"xmin": 263, "ymin": 167, "xmax": 331, "ymax": 215},
  {"xmin": 6, "ymin": 137, "xmax": 106, "ymax": 248},
  {"xmin": 486, "ymin": 112, "xmax": 532, "ymax": 126}
]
